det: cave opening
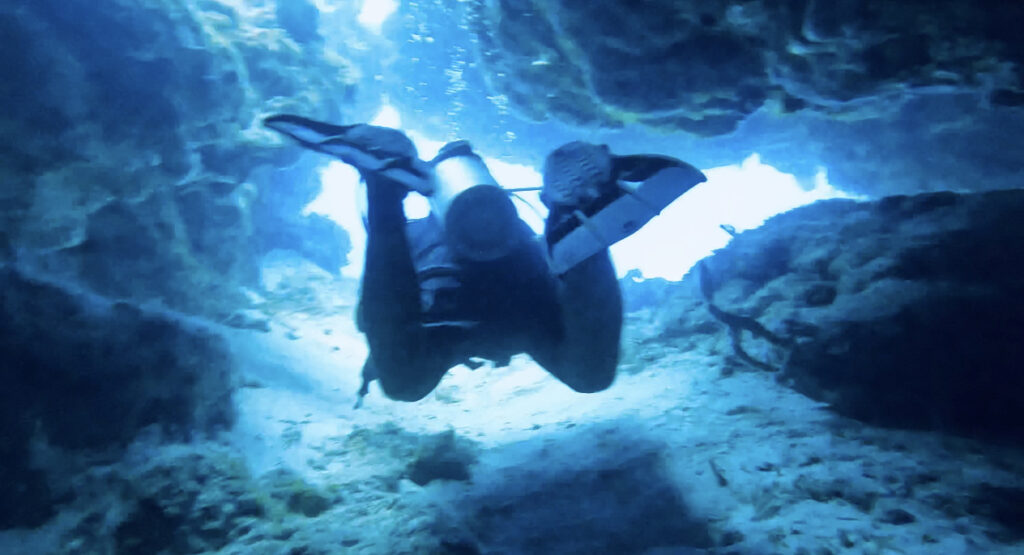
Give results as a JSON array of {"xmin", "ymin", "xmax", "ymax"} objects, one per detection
[{"xmin": 305, "ymin": 104, "xmax": 855, "ymax": 281}]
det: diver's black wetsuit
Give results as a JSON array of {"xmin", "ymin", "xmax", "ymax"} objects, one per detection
[
  {"xmin": 358, "ymin": 172, "xmax": 622, "ymax": 401},
  {"xmin": 261, "ymin": 115, "xmax": 704, "ymax": 404}
]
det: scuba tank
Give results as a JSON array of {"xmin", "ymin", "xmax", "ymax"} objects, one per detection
[
  {"xmin": 264, "ymin": 114, "xmax": 528, "ymax": 262},
  {"xmin": 347, "ymin": 140, "xmax": 527, "ymax": 262},
  {"xmin": 426, "ymin": 140, "xmax": 527, "ymax": 262},
  {"xmin": 263, "ymin": 112, "xmax": 707, "ymax": 270}
]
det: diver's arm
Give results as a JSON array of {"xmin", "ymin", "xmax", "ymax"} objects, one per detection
[
  {"xmin": 359, "ymin": 174, "xmax": 457, "ymax": 401},
  {"xmin": 531, "ymin": 248, "xmax": 622, "ymax": 392}
]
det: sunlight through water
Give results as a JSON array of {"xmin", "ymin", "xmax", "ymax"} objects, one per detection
[
  {"xmin": 356, "ymin": 0, "xmax": 398, "ymax": 34},
  {"xmin": 305, "ymin": 105, "xmax": 855, "ymax": 281}
]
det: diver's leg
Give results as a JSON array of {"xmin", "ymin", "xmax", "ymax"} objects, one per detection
[
  {"xmin": 530, "ymin": 248, "xmax": 622, "ymax": 392},
  {"xmin": 361, "ymin": 175, "xmax": 419, "ymax": 330},
  {"xmin": 359, "ymin": 174, "xmax": 454, "ymax": 401}
]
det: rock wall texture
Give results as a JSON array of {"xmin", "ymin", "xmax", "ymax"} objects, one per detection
[
  {"xmin": 453, "ymin": 442, "xmax": 713, "ymax": 553},
  {"xmin": 61, "ymin": 448, "xmax": 336, "ymax": 554},
  {"xmin": 639, "ymin": 189, "xmax": 1024, "ymax": 441},
  {"xmin": 0, "ymin": 267, "xmax": 236, "ymax": 529},
  {"xmin": 467, "ymin": 0, "xmax": 1024, "ymax": 196},
  {"xmin": 0, "ymin": 0, "xmax": 367, "ymax": 532},
  {"xmin": 472, "ymin": 0, "xmax": 1024, "ymax": 133},
  {"xmin": 1, "ymin": 0, "xmax": 353, "ymax": 316}
]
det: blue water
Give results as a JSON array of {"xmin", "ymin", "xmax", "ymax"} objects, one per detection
[{"xmin": 1, "ymin": 1, "xmax": 1023, "ymax": 554}]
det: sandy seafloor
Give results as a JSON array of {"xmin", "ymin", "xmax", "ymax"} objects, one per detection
[
  {"xmin": 3, "ymin": 276, "xmax": 1022, "ymax": 555},
  {"xmin": 224, "ymin": 289, "xmax": 1024, "ymax": 554}
]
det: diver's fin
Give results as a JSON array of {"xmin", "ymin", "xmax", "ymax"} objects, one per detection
[
  {"xmin": 613, "ymin": 154, "xmax": 692, "ymax": 182},
  {"xmin": 549, "ymin": 163, "xmax": 707, "ymax": 274},
  {"xmin": 377, "ymin": 160, "xmax": 435, "ymax": 195},
  {"xmin": 354, "ymin": 356, "xmax": 377, "ymax": 409},
  {"xmin": 264, "ymin": 113, "xmax": 432, "ymax": 194},
  {"xmin": 264, "ymin": 114, "xmax": 361, "ymax": 145},
  {"xmin": 265, "ymin": 114, "xmax": 417, "ymax": 162}
]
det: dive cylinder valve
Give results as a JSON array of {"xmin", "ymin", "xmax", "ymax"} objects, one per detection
[{"xmin": 429, "ymin": 141, "xmax": 524, "ymax": 261}]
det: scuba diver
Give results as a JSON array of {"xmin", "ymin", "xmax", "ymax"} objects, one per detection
[{"xmin": 264, "ymin": 114, "xmax": 707, "ymax": 404}]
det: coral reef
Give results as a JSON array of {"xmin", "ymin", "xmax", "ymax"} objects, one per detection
[
  {"xmin": 406, "ymin": 430, "xmax": 477, "ymax": 486},
  {"xmin": 3, "ymin": 0, "xmax": 1023, "ymax": 551},
  {"xmin": 470, "ymin": 0, "xmax": 1024, "ymax": 133},
  {"xmin": 646, "ymin": 189, "xmax": 1024, "ymax": 440},
  {"xmin": 449, "ymin": 428, "xmax": 713, "ymax": 553},
  {"xmin": 458, "ymin": 0, "xmax": 1024, "ymax": 197},
  {"xmin": 60, "ymin": 447, "xmax": 338, "ymax": 554},
  {"xmin": 0, "ymin": 267, "xmax": 235, "ymax": 529},
  {"xmin": 0, "ymin": 0, "xmax": 354, "ymax": 317}
]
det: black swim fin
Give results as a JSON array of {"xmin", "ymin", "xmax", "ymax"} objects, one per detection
[
  {"xmin": 264, "ymin": 114, "xmax": 433, "ymax": 193},
  {"xmin": 548, "ymin": 159, "xmax": 707, "ymax": 274},
  {"xmin": 264, "ymin": 114, "xmax": 361, "ymax": 145},
  {"xmin": 613, "ymin": 154, "xmax": 693, "ymax": 182}
]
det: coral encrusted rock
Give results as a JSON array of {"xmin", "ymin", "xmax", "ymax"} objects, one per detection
[
  {"xmin": 470, "ymin": 0, "xmax": 1024, "ymax": 134},
  {"xmin": 0, "ymin": 267, "xmax": 236, "ymax": 529},
  {"xmin": 465, "ymin": 0, "xmax": 1024, "ymax": 197},
  {"xmin": 655, "ymin": 189, "xmax": 1024, "ymax": 440},
  {"xmin": 0, "ymin": 0, "xmax": 355, "ymax": 316}
]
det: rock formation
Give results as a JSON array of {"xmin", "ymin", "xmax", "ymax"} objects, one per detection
[
  {"xmin": 1, "ymin": 0, "xmax": 354, "ymax": 317},
  {"xmin": 0, "ymin": 267, "xmax": 236, "ymax": 529},
  {"xmin": 639, "ymin": 189, "xmax": 1024, "ymax": 441},
  {"xmin": 453, "ymin": 0, "xmax": 1024, "ymax": 196}
]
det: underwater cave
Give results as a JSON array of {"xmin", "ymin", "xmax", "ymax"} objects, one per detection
[{"xmin": 2, "ymin": 0, "xmax": 1024, "ymax": 553}]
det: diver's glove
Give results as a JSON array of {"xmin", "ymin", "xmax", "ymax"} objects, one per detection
[
  {"xmin": 263, "ymin": 114, "xmax": 434, "ymax": 194},
  {"xmin": 541, "ymin": 141, "xmax": 707, "ymax": 274}
]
